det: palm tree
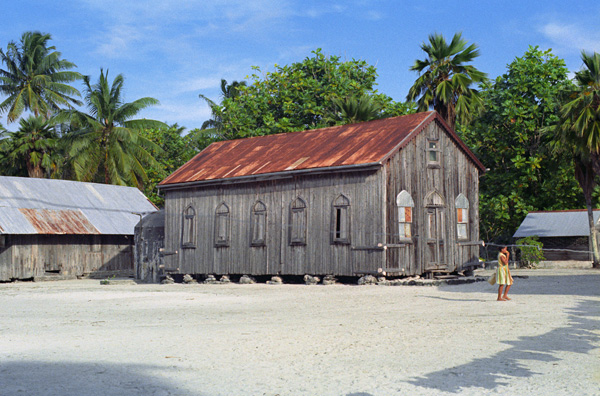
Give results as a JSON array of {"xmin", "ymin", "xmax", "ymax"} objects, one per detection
[
  {"xmin": 198, "ymin": 79, "xmax": 246, "ymax": 136},
  {"xmin": 554, "ymin": 51, "xmax": 600, "ymax": 267},
  {"xmin": 328, "ymin": 94, "xmax": 383, "ymax": 124},
  {"xmin": 1, "ymin": 115, "xmax": 60, "ymax": 178},
  {"xmin": 407, "ymin": 32, "xmax": 487, "ymax": 129},
  {"xmin": 55, "ymin": 69, "xmax": 166, "ymax": 187},
  {"xmin": 0, "ymin": 31, "xmax": 82, "ymax": 123}
]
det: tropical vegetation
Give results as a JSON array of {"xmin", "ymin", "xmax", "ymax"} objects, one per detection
[
  {"xmin": 0, "ymin": 31, "xmax": 82, "ymax": 123},
  {"xmin": 461, "ymin": 46, "xmax": 579, "ymax": 242},
  {"xmin": 54, "ymin": 69, "xmax": 166, "ymax": 187},
  {"xmin": 0, "ymin": 115, "xmax": 60, "ymax": 178},
  {"xmin": 551, "ymin": 51, "xmax": 600, "ymax": 267},
  {"xmin": 198, "ymin": 78, "xmax": 246, "ymax": 138},
  {"xmin": 203, "ymin": 49, "xmax": 414, "ymax": 139},
  {"xmin": 407, "ymin": 32, "xmax": 487, "ymax": 129}
]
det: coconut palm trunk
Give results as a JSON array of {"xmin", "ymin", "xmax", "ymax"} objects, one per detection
[{"xmin": 574, "ymin": 158, "xmax": 600, "ymax": 267}]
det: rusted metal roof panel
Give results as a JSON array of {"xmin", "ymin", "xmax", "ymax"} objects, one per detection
[
  {"xmin": 0, "ymin": 177, "xmax": 157, "ymax": 235},
  {"xmin": 160, "ymin": 111, "xmax": 484, "ymax": 187},
  {"xmin": 19, "ymin": 208, "xmax": 100, "ymax": 234}
]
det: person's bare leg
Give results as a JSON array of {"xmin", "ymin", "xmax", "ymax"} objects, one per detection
[
  {"xmin": 497, "ymin": 285, "xmax": 505, "ymax": 301},
  {"xmin": 503, "ymin": 285, "xmax": 511, "ymax": 300}
]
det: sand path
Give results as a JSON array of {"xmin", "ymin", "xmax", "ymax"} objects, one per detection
[{"xmin": 1, "ymin": 268, "xmax": 599, "ymax": 396}]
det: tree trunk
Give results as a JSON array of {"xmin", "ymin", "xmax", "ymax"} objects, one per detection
[
  {"xmin": 585, "ymin": 202, "xmax": 600, "ymax": 268},
  {"xmin": 25, "ymin": 154, "xmax": 44, "ymax": 178},
  {"xmin": 574, "ymin": 159, "xmax": 600, "ymax": 267}
]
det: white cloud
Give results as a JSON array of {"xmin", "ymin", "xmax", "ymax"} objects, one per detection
[
  {"xmin": 94, "ymin": 24, "xmax": 145, "ymax": 58},
  {"xmin": 304, "ymin": 4, "xmax": 345, "ymax": 18},
  {"xmin": 365, "ymin": 10, "xmax": 383, "ymax": 21},
  {"xmin": 146, "ymin": 100, "xmax": 213, "ymax": 129},
  {"xmin": 539, "ymin": 22, "xmax": 600, "ymax": 54},
  {"xmin": 173, "ymin": 77, "xmax": 221, "ymax": 95}
]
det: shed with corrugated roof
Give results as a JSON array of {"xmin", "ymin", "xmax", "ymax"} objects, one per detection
[
  {"xmin": 158, "ymin": 111, "xmax": 485, "ymax": 278},
  {"xmin": 0, "ymin": 176, "xmax": 157, "ymax": 281},
  {"xmin": 513, "ymin": 210, "xmax": 600, "ymax": 261}
]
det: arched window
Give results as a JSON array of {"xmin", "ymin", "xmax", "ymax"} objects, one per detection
[
  {"xmin": 424, "ymin": 190, "xmax": 445, "ymax": 207},
  {"xmin": 289, "ymin": 197, "xmax": 307, "ymax": 246},
  {"xmin": 214, "ymin": 203, "xmax": 230, "ymax": 247},
  {"xmin": 182, "ymin": 205, "xmax": 196, "ymax": 248},
  {"xmin": 251, "ymin": 201, "xmax": 267, "ymax": 247},
  {"xmin": 332, "ymin": 194, "xmax": 351, "ymax": 244},
  {"xmin": 396, "ymin": 190, "xmax": 414, "ymax": 239},
  {"xmin": 455, "ymin": 194, "xmax": 469, "ymax": 240}
]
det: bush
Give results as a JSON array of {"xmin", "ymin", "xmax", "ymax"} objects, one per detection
[{"xmin": 516, "ymin": 236, "xmax": 545, "ymax": 268}]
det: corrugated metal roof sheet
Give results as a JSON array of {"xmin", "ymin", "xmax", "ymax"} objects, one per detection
[
  {"xmin": 513, "ymin": 210, "xmax": 600, "ymax": 238},
  {"xmin": 0, "ymin": 177, "xmax": 157, "ymax": 235},
  {"xmin": 159, "ymin": 111, "xmax": 485, "ymax": 187},
  {"xmin": 19, "ymin": 208, "xmax": 100, "ymax": 234}
]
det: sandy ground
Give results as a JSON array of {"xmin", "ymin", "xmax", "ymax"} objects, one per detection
[{"xmin": 1, "ymin": 269, "xmax": 599, "ymax": 396}]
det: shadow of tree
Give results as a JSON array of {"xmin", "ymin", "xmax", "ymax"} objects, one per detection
[
  {"xmin": 0, "ymin": 360, "xmax": 201, "ymax": 396},
  {"xmin": 406, "ymin": 298, "xmax": 600, "ymax": 393}
]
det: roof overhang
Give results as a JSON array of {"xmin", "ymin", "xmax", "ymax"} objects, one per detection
[{"xmin": 158, "ymin": 162, "xmax": 382, "ymax": 191}]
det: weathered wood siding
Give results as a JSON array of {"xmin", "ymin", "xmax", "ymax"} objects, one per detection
[
  {"xmin": 384, "ymin": 120, "xmax": 480, "ymax": 275},
  {"xmin": 0, "ymin": 235, "xmax": 133, "ymax": 281},
  {"xmin": 163, "ymin": 170, "xmax": 385, "ymax": 277},
  {"xmin": 134, "ymin": 211, "xmax": 165, "ymax": 283}
]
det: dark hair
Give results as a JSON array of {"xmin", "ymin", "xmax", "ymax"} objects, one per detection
[{"xmin": 499, "ymin": 246, "xmax": 507, "ymax": 251}]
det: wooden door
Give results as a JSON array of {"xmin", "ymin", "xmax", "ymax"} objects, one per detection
[{"xmin": 426, "ymin": 207, "xmax": 446, "ymax": 269}]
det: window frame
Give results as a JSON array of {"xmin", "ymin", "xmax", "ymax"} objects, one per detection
[
  {"xmin": 182, "ymin": 205, "xmax": 196, "ymax": 249},
  {"xmin": 331, "ymin": 194, "xmax": 351, "ymax": 245},
  {"xmin": 396, "ymin": 190, "xmax": 415, "ymax": 243},
  {"xmin": 250, "ymin": 201, "xmax": 267, "ymax": 247},
  {"xmin": 427, "ymin": 139, "xmax": 441, "ymax": 168},
  {"xmin": 455, "ymin": 194, "xmax": 470, "ymax": 241},
  {"xmin": 214, "ymin": 202, "xmax": 230, "ymax": 247},
  {"xmin": 289, "ymin": 197, "xmax": 307, "ymax": 246}
]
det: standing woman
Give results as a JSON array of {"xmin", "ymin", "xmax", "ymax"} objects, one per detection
[{"xmin": 497, "ymin": 246, "xmax": 513, "ymax": 301}]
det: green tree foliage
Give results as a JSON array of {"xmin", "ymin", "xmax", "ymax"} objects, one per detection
[
  {"xmin": 462, "ymin": 46, "xmax": 580, "ymax": 241},
  {"xmin": 215, "ymin": 49, "xmax": 410, "ymax": 139},
  {"xmin": 407, "ymin": 32, "xmax": 487, "ymax": 129},
  {"xmin": 55, "ymin": 69, "xmax": 166, "ymax": 187},
  {"xmin": 0, "ymin": 31, "xmax": 82, "ymax": 123},
  {"xmin": 516, "ymin": 236, "xmax": 545, "ymax": 268},
  {"xmin": 553, "ymin": 51, "xmax": 600, "ymax": 267},
  {"xmin": 139, "ymin": 124, "xmax": 198, "ymax": 206},
  {"xmin": 0, "ymin": 115, "xmax": 60, "ymax": 178}
]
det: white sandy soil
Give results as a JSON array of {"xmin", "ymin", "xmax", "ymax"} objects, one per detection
[{"xmin": 0, "ymin": 268, "xmax": 599, "ymax": 396}]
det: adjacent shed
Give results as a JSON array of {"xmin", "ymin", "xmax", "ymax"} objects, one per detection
[
  {"xmin": 513, "ymin": 210, "xmax": 600, "ymax": 260},
  {"xmin": 158, "ymin": 111, "xmax": 485, "ymax": 278},
  {"xmin": 0, "ymin": 176, "xmax": 157, "ymax": 281},
  {"xmin": 134, "ymin": 209, "xmax": 165, "ymax": 283}
]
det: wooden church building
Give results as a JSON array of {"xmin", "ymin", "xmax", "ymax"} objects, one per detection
[{"xmin": 157, "ymin": 111, "xmax": 485, "ymax": 278}]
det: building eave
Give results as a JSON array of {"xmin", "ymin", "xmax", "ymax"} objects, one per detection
[{"xmin": 158, "ymin": 162, "xmax": 382, "ymax": 191}]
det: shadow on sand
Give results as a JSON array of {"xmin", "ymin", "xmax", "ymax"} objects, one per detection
[
  {"xmin": 0, "ymin": 360, "xmax": 201, "ymax": 396},
  {"xmin": 406, "ymin": 298, "xmax": 600, "ymax": 393},
  {"xmin": 445, "ymin": 272, "xmax": 600, "ymax": 298}
]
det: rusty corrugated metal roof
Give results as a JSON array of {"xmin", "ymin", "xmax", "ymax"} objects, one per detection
[
  {"xmin": 19, "ymin": 208, "xmax": 100, "ymax": 234},
  {"xmin": 160, "ymin": 111, "xmax": 484, "ymax": 187},
  {"xmin": 0, "ymin": 177, "xmax": 157, "ymax": 235}
]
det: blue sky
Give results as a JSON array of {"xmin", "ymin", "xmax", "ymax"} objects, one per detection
[{"xmin": 2, "ymin": 0, "xmax": 600, "ymax": 130}]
